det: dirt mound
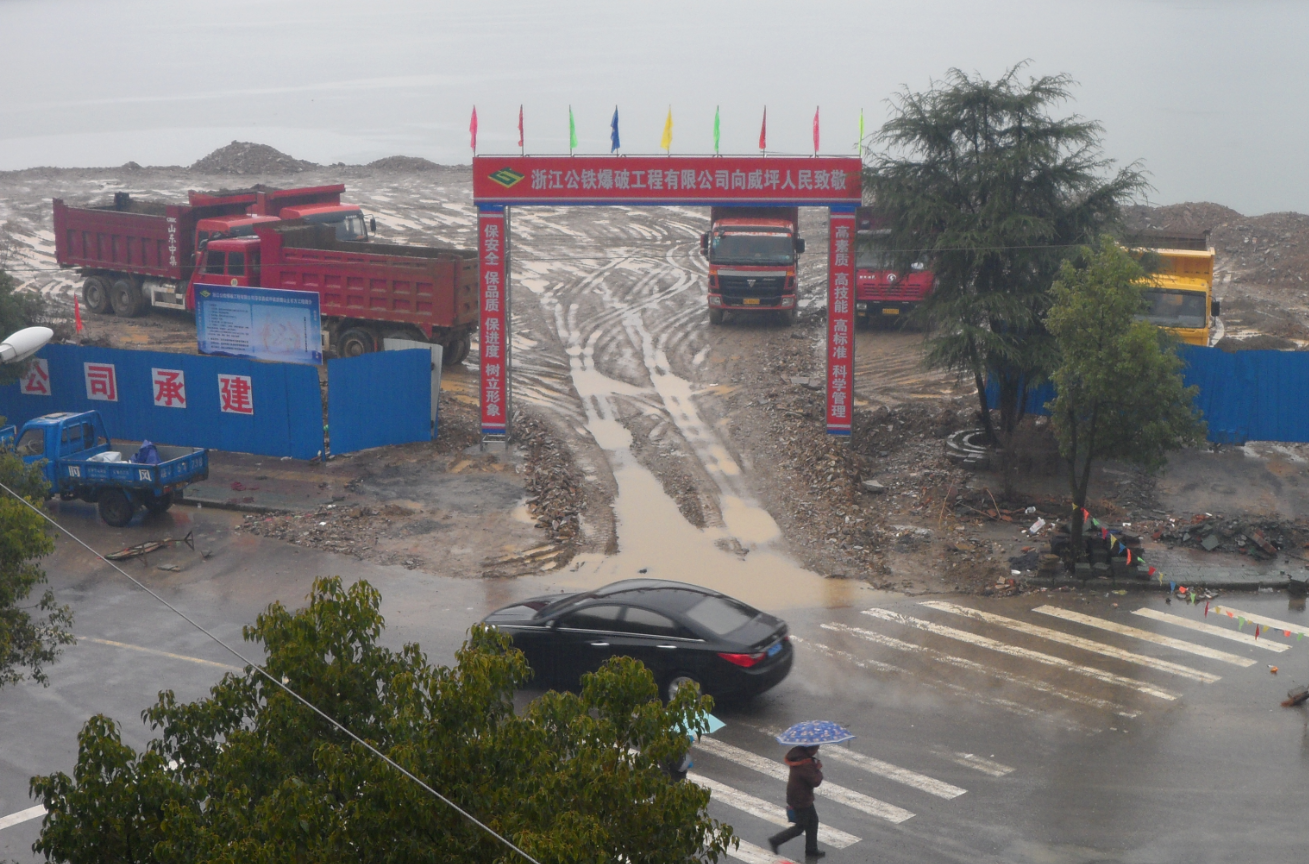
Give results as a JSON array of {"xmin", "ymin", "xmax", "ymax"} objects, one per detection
[
  {"xmin": 1213, "ymin": 211, "xmax": 1309, "ymax": 287},
  {"xmin": 1217, "ymin": 333, "xmax": 1303, "ymax": 352},
  {"xmin": 190, "ymin": 141, "xmax": 319, "ymax": 175},
  {"xmin": 1125, "ymin": 201, "xmax": 1243, "ymax": 234},
  {"xmin": 367, "ymin": 155, "xmax": 443, "ymax": 172}
]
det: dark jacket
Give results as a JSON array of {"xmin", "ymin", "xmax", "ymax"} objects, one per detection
[{"xmin": 783, "ymin": 746, "xmax": 823, "ymax": 808}]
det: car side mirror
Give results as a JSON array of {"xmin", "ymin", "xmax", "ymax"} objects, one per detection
[
  {"xmin": 1211, "ymin": 299, "xmax": 1221, "ymax": 317},
  {"xmin": 794, "ymin": 237, "xmax": 806, "ymax": 254},
  {"xmin": 369, "ymin": 216, "xmax": 377, "ymax": 232},
  {"xmin": 700, "ymin": 233, "xmax": 709, "ymax": 256}
]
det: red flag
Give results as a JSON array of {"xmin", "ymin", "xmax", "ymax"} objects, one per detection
[
  {"xmin": 758, "ymin": 107, "xmax": 767, "ymax": 152},
  {"xmin": 74, "ymin": 296, "xmax": 83, "ymax": 332},
  {"xmin": 812, "ymin": 106, "xmax": 820, "ymax": 154},
  {"xmin": 470, "ymin": 106, "xmax": 478, "ymax": 152},
  {"xmin": 517, "ymin": 105, "xmax": 524, "ymax": 149},
  {"xmin": 1204, "ymin": 600, "xmax": 1209, "ymax": 616}
]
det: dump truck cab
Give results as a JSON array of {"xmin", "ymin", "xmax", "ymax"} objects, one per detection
[
  {"xmin": 1126, "ymin": 230, "xmax": 1220, "ymax": 347},
  {"xmin": 279, "ymin": 204, "xmax": 373, "ymax": 241},
  {"xmin": 190, "ymin": 235, "xmax": 262, "ymax": 303},
  {"xmin": 701, "ymin": 206, "xmax": 804, "ymax": 326}
]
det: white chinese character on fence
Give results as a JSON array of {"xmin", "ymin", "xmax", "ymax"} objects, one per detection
[
  {"xmin": 834, "ymin": 253, "xmax": 849, "ymax": 267},
  {"xmin": 731, "ymin": 170, "xmax": 746, "ymax": 189},
  {"xmin": 747, "ymin": 170, "xmax": 763, "ymax": 190},
  {"xmin": 830, "ymin": 170, "xmax": 847, "ymax": 189},
  {"xmin": 218, "ymin": 374, "xmax": 253, "ymax": 415},
  {"xmin": 549, "ymin": 170, "xmax": 563, "ymax": 188},
  {"xmin": 833, "ymin": 299, "xmax": 848, "ymax": 314},
  {"xmin": 532, "ymin": 170, "xmax": 548, "ymax": 189},
  {"xmin": 682, "ymin": 169, "xmax": 697, "ymax": 189},
  {"xmin": 781, "ymin": 172, "xmax": 796, "ymax": 189},
  {"xmin": 814, "ymin": 171, "xmax": 831, "ymax": 190},
  {"xmin": 581, "ymin": 170, "xmax": 598, "ymax": 189},
  {"xmin": 20, "ymin": 359, "xmax": 50, "ymax": 396},
  {"xmin": 715, "ymin": 170, "xmax": 729, "ymax": 189},
  {"xmin": 799, "ymin": 171, "xmax": 812, "ymax": 190},
  {"xmin": 484, "ymin": 364, "xmax": 500, "ymax": 378},
  {"xmin": 565, "ymin": 170, "xmax": 581, "ymax": 189},
  {"xmin": 485, "ymin": 224, "xmax": 499, "ymax": 239},
  {"xmin": 599, "ymin": 170, "xmax": 614, "ymax": 189},
  {"xmin": 833, "ymin": 345, "xmax": 848, "ymax": 360},
  {"xmin": 485, "ymin": 271, "xmax": 501, "ymax": 288},
  {"xmin": 631, "ymin": 171, "xmax": 646, "ymax": 188},
  {"xmin": 614, "ymin": 170, "xmax": 630, "ymax": 189},
  {"xmin": 152, "ymin": 368, "xmax": 186, "ymax": 408},
  {"xmin": 765, "ymin": 170, "xmax": 780, "ymax": 189},
  {"xmin": 666, "ymin": 170, "xmax": 680, "ymax": 190},
  {"xmin": 832, "ymin": 404, "xmax": 847, "ymax": 419},
  {"xmin": 484, "ymin": 296, "xmax": 500, "ymax": 312},
  {"xmin": 647, "ymin": 171, "xmax": 663, "ymax": 190},
  {"xmin": 84, "ymin": 363, "xmax": 117, "ymax": 402}
]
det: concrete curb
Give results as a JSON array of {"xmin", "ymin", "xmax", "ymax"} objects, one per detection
[
  {"xmin": 176, "ymin": 496, "xmax": 296, "ymax": 516},
  {"xmin": 1025, "ymin": 576, "xmax": 1288, "ymax": 592}
]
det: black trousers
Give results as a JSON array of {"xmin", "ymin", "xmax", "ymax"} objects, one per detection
[{"xmin": 769, "ymin": 804, "xmax": 819, "ymax": 854}]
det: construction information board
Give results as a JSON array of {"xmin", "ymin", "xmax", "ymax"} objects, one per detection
[{"xmin": 195, "ymin": 284, "xmax": 322, "ymax": 365}]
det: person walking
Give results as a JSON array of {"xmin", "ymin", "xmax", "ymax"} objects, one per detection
[{"xmin": 768, "ymin": 744, "xmax": 824, "ymax": 859}]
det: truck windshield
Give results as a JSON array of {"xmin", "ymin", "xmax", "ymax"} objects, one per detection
[
  {"xmin": 1139, "ymin": 289, "xmax": 1207, "ymax": 329},
  {"xmin": 15, "ymin": 428, "xmax": 44, "ymax": 457},
  {"xmin": 710, "ymin": 232, "xmax": 794, "ymax": 266},
  {"xmin": 303, "ymin": 210, "xmax": 368, "ymax": 241},
  {"xmin": 857, "ymin": 238, "xmax": 893, "ymax": 270}
]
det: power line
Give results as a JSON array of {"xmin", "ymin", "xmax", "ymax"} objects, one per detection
[{"xmin": 0, "ymin": 479, "xmax": 543, "ymax": 864}]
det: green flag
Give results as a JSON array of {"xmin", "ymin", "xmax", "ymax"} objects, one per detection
[
  {"xmin": 713, "ymin": 106, "xmax": 721, "ymax": 154},
  {"xmin": 569, "ymin": 106, "xmax": 577, "ymax": 153},
  {"xmin": 858, "ymin": 109, "xmax": 865, "ymax": 154}
]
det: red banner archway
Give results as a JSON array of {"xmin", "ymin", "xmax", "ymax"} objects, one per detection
[{"xmin": 471, "ymin": 154, "xmax": 861, "ymax": 441}]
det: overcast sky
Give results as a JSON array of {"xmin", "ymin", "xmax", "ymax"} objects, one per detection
[{"xmin": 2, "ymin": 0, "xmax": 1305, "ymax": 214}]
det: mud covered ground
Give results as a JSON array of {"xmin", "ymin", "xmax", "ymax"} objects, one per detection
[{"xmin": 6, "ymin": 143, "xmax": 1309, "ymax": 592}]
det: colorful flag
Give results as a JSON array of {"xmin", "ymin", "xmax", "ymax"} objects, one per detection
[
  {"xmin": 713, "ymin": 106, "xmax": 721, "ymax": 154},
  {"xmin": 610, "ymin": 106, "xmax": 620, "ymax": 153},
  {"xmin": 569, "ymin": 106, "xmax": 577, "ymax": 153},
  {"xmin": 813, "ymin": 106, "xmax": 820, "ymax": 154},
  {"xmin": 858, "ymin": 108, "xmax": 865, "ymax": 154},
  {"xmin": 74, "ymin": 296, "xmax": 83, "ymax": 332},
  {"xmin": 660, "ymin": 106, "xmax": 673, "ymax": 152},
  {"xmin": 517, "ymin": 105, "xmax": 524, "ymax": 151},
  {"xmin": 470, "ymin": 106, "xmax": 478, "ymax": 153},
  {"xmin": 759, "ymin": 107, "xmax": 767, "ymax": 152}
]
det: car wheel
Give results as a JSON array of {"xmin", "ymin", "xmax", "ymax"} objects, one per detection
[
  {"xmin": 664, "ymin": 673, "xmax": 700, "ymax": 702},
  {"xmin": 83, "ymin": 276, "xmax": 112, "ymax": 314},
  {"xmin": 337, "ymin": 327, "xmax": 377, "ymax": 357},
  {"xmin": 97, "ymin": 489, "xmax": 135, "ymax": 527}
]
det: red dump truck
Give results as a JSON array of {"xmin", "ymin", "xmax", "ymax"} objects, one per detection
[
  {"xmin": 854, "ymin": 207, "xmax": 934, "ymax": 326},
  {"xmin": 700, "ymin": 206, "xmax": 805, "ymax": 326},
  {"xmin": 53, "ymin": 185, "xmax": 371, "ymax": 318},
  {"xmin": 196, "ymin": 223, "xmax": 477, "ymax": 363}
]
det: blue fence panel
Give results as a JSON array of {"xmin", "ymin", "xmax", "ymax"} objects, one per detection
[
  {"xmin": 0, "ymin": 344, "xmax": 323, "ymax": 459},
  {"xmin": 983, "ymin": 377, "xmax": 1056, "ymax": 417},
  {"xmin": 327, "ymin": 349, "xmax": 433, "ymax": 455}
]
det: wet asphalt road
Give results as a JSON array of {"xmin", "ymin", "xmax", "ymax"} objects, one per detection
[{"xmin": 3, "ymin": 504, "xmax": 1309, "ymax": 864}]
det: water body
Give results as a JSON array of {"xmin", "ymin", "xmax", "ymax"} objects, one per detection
[{"xmin": 2, "ymin": 0, "xmax": 1307, "ymax": 215}]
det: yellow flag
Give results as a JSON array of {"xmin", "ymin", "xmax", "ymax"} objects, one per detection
[{"xmin": 660, "ymin": 107, "xmax": 673, "ymax": 152}]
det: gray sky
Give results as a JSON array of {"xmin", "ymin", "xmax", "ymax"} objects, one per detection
[{"xmin": 2, "ymin": 0, "xmax": 1304, "ymax": 214}]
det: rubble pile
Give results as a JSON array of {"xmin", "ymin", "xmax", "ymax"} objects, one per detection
[
  {"xmin": 515, "ymin": 411, "xmax": 584, "ymax": 546},
  {"xmin": 367, "ymin": 156, "xmax": 443, "ymax": 172},
  {"xmin": 1153, "ymin": 514, "xmax": 1309, "ymax": 560},
  {"xmin": 190, "ymin": 141, "xmax": 319, "ymax": 175},
  {"xmin": 237, "ymin": 503, "xmax": 429, "ymax": 567}
]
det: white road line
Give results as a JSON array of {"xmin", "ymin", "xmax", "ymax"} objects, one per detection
[
  {"xmin": 919, "ymin": 601, "xmax": 1220, "ymax": 683},
  {"xmin": 0, "ymin": 805, "xmax": 45, "ymax": 831},
  {"xmin": 690, "ymin": 773, "xmax": 861, "ymax": 849},
  {"xmin": 862, "ymin": 608, "xmax": 1179, "ymax": 701},
  {"xmin": 78, "ymin": 636, "xmax": 241, "ymax": 671},
  {"xmin": 755, "ymin": 725, "xmax": 965, "ymax": 800},
  {"xmin": 791, "ymin": 637, "xmax": 1085, "ymax": 729},
  {"xmin": 693, "ymin": 738, "xmax": 915, "ymax": 823},
  {"xmin": 1032, "ymin": 605, "xmax": 1256, "ymax": 667},
  {"xmin": 1132, "ymin": 608, "xmax": 1290, "ymax": 653},
  {"xmin": 942, "ymin": 752, "xmax": 1015, "ymax": 778},
  {"xmin": 822, "ymin": 623, "xmax": 1141, "ymax": 718},
  {"xmin": 1204, "ymin": 605, "xmax": 1309, "ymax": 639},
  {"xmin": 727, "ymin": 839, "xmax": 799, "ymax": 864}
]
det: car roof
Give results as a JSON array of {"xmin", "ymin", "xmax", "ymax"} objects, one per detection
[{"xmin": 579, "ymin": 579, "xmax": 720, "ymax": 615}]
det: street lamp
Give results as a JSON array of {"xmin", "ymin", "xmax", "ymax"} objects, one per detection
[{"xmin": 0, "ymin": 326, "xmax": 52, "ymax": 364}]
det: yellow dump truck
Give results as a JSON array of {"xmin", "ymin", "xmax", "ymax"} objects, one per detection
[{"xmin": 1125, "ymin": 230, "xmax": 1220, "ymax": 346}]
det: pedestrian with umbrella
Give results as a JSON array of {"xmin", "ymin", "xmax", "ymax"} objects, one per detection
[{"xmin": 767, "ymin": 721, "xmax": 853, "ymax": 859}]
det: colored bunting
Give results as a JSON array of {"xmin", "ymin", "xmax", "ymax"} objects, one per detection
[
  {"xmin": 610, "ymin": 106, "xmax": 620, "ymax": 154},
  {"xmin": 713, "ymin": 106, "xmax": 721, "ymax": 154},
  {"xmin": 813, "ymin": 106, "xmax": 820, "ymax": 154},
  {"xmin": 759, "ymin": 107, "xmax": 767, "ymax": 152},
  {"xmin": 470, "ymin": 106, "xmax": 478, "ymax": 153},
  {"xmin": 517, "ymin": 105, "xmax": 524, "ymax": 151},
  {"xmin": 660, "ymin": 106, "xmax": 673, "ymax": 152},
  {"xmin": 569, "ymin": 106, "xmax": 577, "ymax": 153},
  {"xmin": 858, "ymin": 108, "xmax": 865, "ymax": 154}
]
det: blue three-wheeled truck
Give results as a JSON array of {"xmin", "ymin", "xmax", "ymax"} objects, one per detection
[{"xmin": 1, "ymin": 410, "xmax": 208, "ymax": 527}]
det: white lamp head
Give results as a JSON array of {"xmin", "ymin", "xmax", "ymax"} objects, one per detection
[{"xmin": 0, "ymin": 326, "xmax": 53, "ymax": 364}]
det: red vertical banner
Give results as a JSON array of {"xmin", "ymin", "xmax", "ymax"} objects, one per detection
[
  {"xmin": 479, "ymin": 206, "xmax": 510, "ymax": 437},
  {"xmin": 826, "ymin": 208, "xmax": 856, "ymax": 435}
]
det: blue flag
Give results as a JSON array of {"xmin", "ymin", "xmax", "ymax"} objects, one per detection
[{"xmin": 610, "ymin": 106, "xmax": 620, "ymax": 153}]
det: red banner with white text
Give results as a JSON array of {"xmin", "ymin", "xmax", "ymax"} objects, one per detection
[
  {"xmin": 826, "ymin": 210, "xmax": 856, "ymax": 434},
  {"xmin": 478, "ymin": 209, "xmax": 509, "ymax": 435}
]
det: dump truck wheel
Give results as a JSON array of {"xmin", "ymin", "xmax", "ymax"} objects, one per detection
[
  {"xmin": 448, "ymin": 335, "xmax": 470, "ymax": 365},
  {"xmin": 110, "ymin": 278, "xmax": 146, "ymax": 317},
  {"xmin": 83, "ymin": 276, "xmax": 112, "ymax": 314},
  {"xmin": 780, "ymin": 308, "xmax": 797, "ymax": 327},
  {"xmin": 338, "ymin": 328, "xmax": 376, "ymax": 357},
  {"xmin": 708, "ymin": 308, "xmax": 725, "ymax": 326},
  {"xmin": 97, "ymin": 489, "xmax": 135, "ymax": 527}
]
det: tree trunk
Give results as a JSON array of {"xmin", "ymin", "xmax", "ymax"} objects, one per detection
[{"xmin": 972, "ymin": 372, "xmax": 996, "ymax": 445}]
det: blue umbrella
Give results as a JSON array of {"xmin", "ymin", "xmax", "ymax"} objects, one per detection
[{"xmin": 775, "ymin": 721, "xmax": 854, "ymax": 746}]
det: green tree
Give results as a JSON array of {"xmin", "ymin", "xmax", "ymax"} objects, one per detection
[
  {"xmin": 863, "ymin": 64, "xmax": 1147, "ymax": 492},
  {"xmin": 1046, "ymin": 237, "xmax": 1205, "ymax": 563},
  {"xmin": 31, "ymin": 577, "xmax": 736, "ymax": 864},
  {"xmin": 0, "ymin": 441, "xmax": 73, "ymax": 688},
  {"xmin": 0, "ymin": 262, "xmax": 49, "ymax": 387}
]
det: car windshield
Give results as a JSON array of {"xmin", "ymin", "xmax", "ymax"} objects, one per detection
[
  {"xmin": 1138, "ymin": 289, "xmax": 1207, "ymax": 329},
  {"xmin": 710, "ymin": 232, "xmax": 793, "ymax": 266},
  {"xmin": 685, "ymin": 595, "xmax": 757, "ymax": 637},
  {"xmin": 304, "ymin": 210, "xmax": 368, "ymax": 241},
  {"xmin": 15, "ymin": 428, "xmax": 44, "ymax": 457}
]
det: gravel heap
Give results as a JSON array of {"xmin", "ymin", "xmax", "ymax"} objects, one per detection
[
  {"xmin": 367, "ymin": 155, "xmax": 443, "ymax": 171},
  {"xmin": 515, "ymin": 410, "xmax": 584, "ymax": 547},
  {"xmin": 191, "ymin": 141, "xmax": 319, "ymax": 175}
]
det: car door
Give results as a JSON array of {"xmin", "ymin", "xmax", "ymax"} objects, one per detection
[
  {"xmin": 553, "ymin": 604, "xmax": 624, "ymax": 687},
  {"xmin": 614, "ymin": 606, "xmax": 692, "ymax": 681}
]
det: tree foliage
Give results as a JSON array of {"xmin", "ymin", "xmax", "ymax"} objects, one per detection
[
  {"xmin": 31, "ymin": 577, "xmax": 737, "ymax": 864},
  {"xmin": 0, "ymin": 441, "xmax": 72, "ymax": 688},
  {"xmin": 863, "ymin": 64, "xmax": 1147, "ymax": 480},
  {"xmin": 1046, "ymin": 237, "xmax": 1205, "ymax": 560},
  {"xmin": 0, "ymin": 262, "xmax": 49, "ymax": 387}
]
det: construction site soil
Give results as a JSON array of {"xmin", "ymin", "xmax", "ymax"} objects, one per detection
[{"xmin": 5, "ymin": 141, "xmax": 1309, "ymax": 593}]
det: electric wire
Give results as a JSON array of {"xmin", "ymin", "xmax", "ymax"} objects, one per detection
[{"xmin": 0, "ymin": 478, "xmax": 543, "ymax": 864}]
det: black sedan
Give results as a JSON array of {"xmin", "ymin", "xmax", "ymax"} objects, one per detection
[{"xmin": 483, "ymin": 579, "xmax": 792, "ymax": 701}]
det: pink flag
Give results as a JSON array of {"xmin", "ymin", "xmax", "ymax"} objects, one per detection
[
  {"xmin": 517, "ymin": 105, "xmax": 524, "ymax": 150},
  {"xmin": 813, "ymin": 106, "xmax": 820, "ymax": 154},
  {"xmin": 759, "ymin": 107, "xmax": 767, "ymax": 152},
  {"xmin": 470, "ymin": 106, "xmax": 479, "ymax": 152}
]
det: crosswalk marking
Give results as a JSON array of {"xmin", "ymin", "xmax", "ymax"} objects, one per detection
[
  {"xmin": 727, "ymin": 839, "xmax": 798, "ymax": 864},
  {"xmin": 862, "ymin": 608, "xmax": 1179, "ymax": 701},
  {"xmin": 1132, "ymin": 607, "xmax": 1290, "ymax": 653},
  {"xmin": 919, "ymin": 601, "xmax": 1220, "ymax": 683},
  {"xmin": 822, "ymin": 623, "xmax": 1140, "ymax": 718},
  {"xmin": 1032, "ymin": 605, "xmax": 1256, "ymax": 666},
  {"xmin": 1200, "ymin": 605, "xmax": 1309, "ymax": 640},
  {"xmin": 0, "ymin": 805, "xmax": 44, "ymax": 831},
  {"xmin": 756, "ymin": 724, "xmax": 966, "ymax": 800},
  {"xmin": 694, "ymin": 737, "xmax": 916, "ymax": 823},
  {"xmin": 942, "ymin": 752, "xmax": 1014, "ymax": 778},
  {"xmin": 690, "ymin": 773, "xmax": 861, "ymax": 848}
]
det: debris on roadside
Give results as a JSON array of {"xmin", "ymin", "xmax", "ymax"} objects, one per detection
[
  {"xmin": 1283, "ymin": 685, "xmax": 1309, "ymax": 707},
  {"xmin": 104, "ymin": 532, "xmax": 195, "ymax": 561}
]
